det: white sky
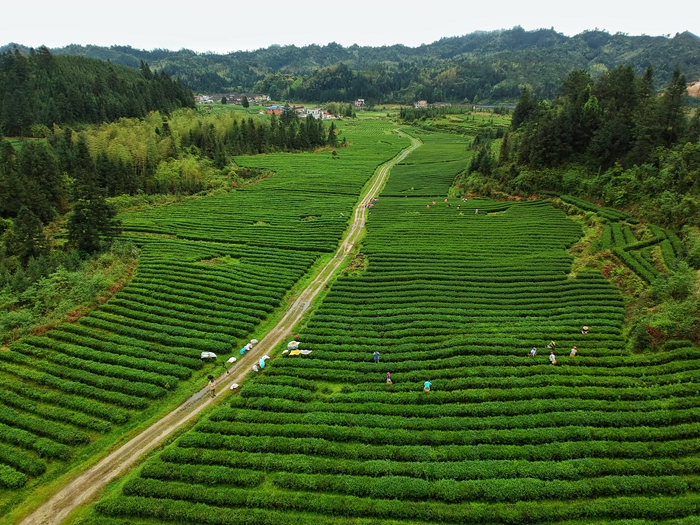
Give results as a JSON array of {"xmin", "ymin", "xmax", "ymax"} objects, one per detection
[{"xmin": 2, "ymin": 0, "xmax": 697, "ymax": 53}]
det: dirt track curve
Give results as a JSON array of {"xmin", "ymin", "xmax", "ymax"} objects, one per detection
[{"xmin": 20, "ymin": 131, "xmax": 421, "ymax": 525}]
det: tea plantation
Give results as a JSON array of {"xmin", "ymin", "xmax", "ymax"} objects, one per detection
[
  {"xmin": 0, "ymin": 121, "xmax": 410, "ymax": 519},
  {"xmin": 78, "ymin": 127, "xmax": 700, "ymax": 524}
]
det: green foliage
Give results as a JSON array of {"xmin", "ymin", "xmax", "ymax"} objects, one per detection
[
  {"xmin": 0, "ymin": 464, "xmax": 27, "ymax": 489},
  {"xmin": 0, "ymin": 241, "xmax": 135, "ymax": 344},
  {"xmin": 0, "ymin": 46, "xmax": 193, "ymax": 136},
  {"xmin": 383, "ymin": 132, "xmax": 470, "ymax": 197},
  {"xmin": 7, "ymin": 207, "xmax": 47, "ymax": 265},
  {"xmin": 40, "ymin": 28, "xmax": 700, "ymax": 105},
  {"xmin": 0, "ymin": 137, "xmax": 66, "ymax": 223},
  {"xmin": 400, "ymin": 106, "xmax": 470, "ymax": 123},
  {"xmin": 494, "ymin": 65, "xmax": 700, "ymax": 230},
  {"xmin": 88, "ymin": 144, "xmax": 700, "ymax": 525},
  {"xmin": 0, "ymin": 121, "xmax": 409, "ymax": 515},
  {"xmin": 67, "ymin": 183, "xmax": 122, "ymax": 254}
]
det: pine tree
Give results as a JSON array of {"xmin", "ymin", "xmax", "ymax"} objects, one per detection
[
  {"xmin": 327, "ymin": 122, "xmax": 338, "ymax": 147},
  {"xmin": 213, "ymin": 140, "xmax": 228, "ymax": 169},
  {"xmin": 511, "ymin": 87, "xmax": 538, "ymax": 130},
  {"xmin": 660, "ymin": 68, "xmax": 687, "ymax": 147},
  {"xmin": 67, "ymin": 180, "xmax": 121, "ymax": 254},
  {"xmin": 9, "ymin": 206, "xmax": 47, "ymax": 266},
  {"xmin": 0, "ymin": 137, "xmax": 17, "ymax": 217}
]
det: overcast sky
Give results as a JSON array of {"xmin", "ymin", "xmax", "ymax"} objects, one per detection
[{"xmin": 2, "ymin": 0, "xmax": 697, "ymax": 53}]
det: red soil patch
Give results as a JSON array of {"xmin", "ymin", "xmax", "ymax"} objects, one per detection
[{"xmin": 688, "ymin": 81, "xmax": 700, "ymax": 98}]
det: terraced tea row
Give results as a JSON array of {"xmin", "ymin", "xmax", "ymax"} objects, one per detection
[
  {"xmin": 381, "ymin": 131, "xmax": 471, "ymax": 197},
  {"xmin": 560, "ymin": 194, "xmax": 683, "ymax": 282},
  {"xmin": 0, "ymin": 239, "xmax": 317, "ymax": 495},
  {"xmin": 0, "ymin": 121, "xmax": 410, "ymax": 519},
  {"xmin": 86, "ymin": 191, "xmax": 699, "ymax": 525},
  {"xmin": 120, "ymin": 122, "xmax": 409, "ymax": 251}
]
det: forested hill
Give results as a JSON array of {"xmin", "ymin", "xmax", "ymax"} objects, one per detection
[
  {"xmin": 5, "ymin": 27, "xmax": 699, "ymax": 103},
  {"xmin": 0, "ymin": 46, "xmax": 194, "ymax": 136}
]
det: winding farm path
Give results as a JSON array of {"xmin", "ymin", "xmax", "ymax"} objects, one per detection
[{"xmin": 20, "ymin": 131, "xmax": 421, "ymax": 525}]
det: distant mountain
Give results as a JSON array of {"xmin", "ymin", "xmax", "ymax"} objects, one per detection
[{"xmin": 3, "ymin": 27, "xmax": 700, "ymax": 103}]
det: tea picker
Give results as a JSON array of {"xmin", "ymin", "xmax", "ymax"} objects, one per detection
[{"xmin": 207, "ymin": 375, "xmax": 216, "ymax": 398}]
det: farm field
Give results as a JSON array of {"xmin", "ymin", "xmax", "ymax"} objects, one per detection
[
  {"xmin": 79, "ymin": 131, "xmax": 700, "ymax": 525},
  {"xmin": 0, "ymin": 120, "xmax": 409, "ymax": 522},
  {"xmin": 558, "ymin": 195, "xmax": 683, "ymax": 283},
  {"xmin": 413, "ymin": 110, "xmax": 510, "ymax": 138},
  {"xmin": 381, "ymin": 131, "xmax": 471, "ymax": 197}
]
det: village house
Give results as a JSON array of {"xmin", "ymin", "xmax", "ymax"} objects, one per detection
[
  {"xmin": 197, "ymin": 93, "xmax": 270, "ymax": 105},
  {"xmin": 299, "ymin": 108, "xmax": 337, "ymax": 120},
  {"xmin": 353, "ymin": 98, "xmax": 365, "ymax": 107},
  {"xmin": 414, "ymin": 100, "xmax": 428, "ymax": 108}
]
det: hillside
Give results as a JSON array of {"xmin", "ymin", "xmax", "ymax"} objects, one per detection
[
  {"xmin": 77, "ymin": 127, "xmax": 700, "ymax": 525},
  {"xmin": 4, "ymin": 27, "xmax": 700, "ymax": 103},
  {"xmin": 0, "ymin": 46, "xmax": 194, "ymax": 136},
  {"xmin": 0, "ymin": 110, "xmax": 699, "ymax": 524}
]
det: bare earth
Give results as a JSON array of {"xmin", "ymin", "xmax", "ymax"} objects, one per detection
[
  {"xmin": 20, "ymin": 132, "xmax": 420, "ymax": 525},
  {"xmin": 688, "ymin": 81, "xmax": 700, "ymax": 98}
]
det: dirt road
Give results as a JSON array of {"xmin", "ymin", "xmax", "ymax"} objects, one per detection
[{"xmin": 20, "ymin": 132, "xmax": 420, "ymax": 525}]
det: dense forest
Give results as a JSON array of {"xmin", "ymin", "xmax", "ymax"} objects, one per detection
[
  {"xmin": 5, "ymin": 27, "xmax": 699, "ymax": 104},
  {"xmin": 459, "ymin": 65, "xmax": 699, "ymax": 230},
  {"xmin": 0, "ymin": 46, "xmax": 194, "ymax": 136}
]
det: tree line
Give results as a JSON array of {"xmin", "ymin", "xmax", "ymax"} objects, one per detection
[
  {"xmin": 1, "ymin": 104, "xmax": 340, "ymax": 270},
  {"xmin": 0, "ymin": 46, "xmax": 194, "ymax": 137},
  {"xmin": 20, "ymin": 28, "xmax": 700, "ymax": 104},
  {"xmin": 461, "ymin": 65, "xmax": 700, "ymax": 229}
]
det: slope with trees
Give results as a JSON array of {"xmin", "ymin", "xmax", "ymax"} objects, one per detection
[
  {"xmin": 8, "ymin": 27, "xmax": 699, "ymax": 104},
  {"xmin": 0, "ymin": 46, "xmax": 194, "ymax": 137},
  {"xmin": 492, "ymin": 65, "xmax": 699, "ymax": 229}
]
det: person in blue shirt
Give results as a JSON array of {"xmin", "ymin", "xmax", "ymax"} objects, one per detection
[{"xmin": 424, "ymin": 381, "xmax": 432, "ymax": 392}]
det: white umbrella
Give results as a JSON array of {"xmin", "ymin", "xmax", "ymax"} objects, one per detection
[
  {"xmin": 230, "ymin": 383, "xmax": 239, "ymax": 390},
  {"xmin": 250, "ymin": 339, "xmax": 259, "ymax": 344},
  {"xmin": 227, "ymin": 357, "xmax": 237, "ymax": 364},
  {"xmin": 200, "ymin": 352, "xmax": 217, "ymax": 359}
]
